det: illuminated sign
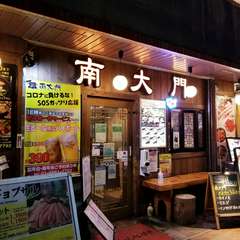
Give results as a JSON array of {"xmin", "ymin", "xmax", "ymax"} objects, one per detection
[
  {"xmin": 131, "ymin": 69, "xmax": 152, "ymax": 95},
  {"xmin": 75, "ymin": 57, "xmax": 104, "ymax": 87},
  {"xmin": 170, "ymin": 76, "xmax": 197, "ymax": 99}
]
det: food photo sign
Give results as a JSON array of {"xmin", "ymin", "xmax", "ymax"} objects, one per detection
[
  {"xmin": 0, "ymin": 173, "xmax": 80, "ymax": 240},
  {"xmin": 0, "ymin": 64, "xmax": 17, "ymax": 149},
  {"xmin": 216, "ymin": 96, "xmax": 236, "ymax": 137},
  {"xmin": 140, "ymin": 99, "xmax": 166, "ymax": 148},
  {"xmin": 24, "ymin": 80, "xmax": 81, "ymax": 176}
]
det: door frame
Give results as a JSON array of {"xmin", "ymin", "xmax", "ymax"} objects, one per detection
[{"xmin": 81, "ymin": 88, "xmax": 139, "ymax": 219}]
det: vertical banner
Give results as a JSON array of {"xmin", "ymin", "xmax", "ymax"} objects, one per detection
[
  {"xmin": 0, "ymin": 64, "xmax": 17, "ymax": 149},
  {"xmin": 24, "ymin": 80, "xmax": 81, "ymax": 176}
]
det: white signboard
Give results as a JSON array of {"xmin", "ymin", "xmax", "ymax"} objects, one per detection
[
  {"xmin": 84, "ymin": 200, "xmax": 114, "ymax": 240},
  {"xmin": 140, "ymin": 99, "xmax": 166, "ymax": 148},
  {"xmin": 82, "ymin": 156, "xmax": 91, "ymax": 201}
]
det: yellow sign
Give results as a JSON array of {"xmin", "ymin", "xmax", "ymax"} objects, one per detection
[
  {"xmin": 159, "ymin": 153, "xmax": 172, "ymax": 177},
  {"xmin": 24, "ymin": 81, "xmax": 81, "ymax": 175}
]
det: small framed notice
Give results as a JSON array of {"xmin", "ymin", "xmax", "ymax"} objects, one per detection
[{"xmin": 84, "ymin": 199, "xmax": 114, "ymax": 240}]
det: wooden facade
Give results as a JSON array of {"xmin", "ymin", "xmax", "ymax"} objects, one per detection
[{"xmin": 0, "ymin": 34, "xmax": 210, "ymax": 217}]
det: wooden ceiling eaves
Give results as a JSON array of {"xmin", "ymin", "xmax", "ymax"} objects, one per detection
[{"xmin": 0, "ymin": 4, "xmax": 240, "ymax": 81}]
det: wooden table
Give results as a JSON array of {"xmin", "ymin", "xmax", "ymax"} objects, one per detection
[{"xmin": 143, "ymin": 172, "xmax": 208, "ymax": 221}]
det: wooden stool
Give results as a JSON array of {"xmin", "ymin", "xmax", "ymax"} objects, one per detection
[
  {"xmin": 153, "ymin": 191, "xmax": 172, "ymax": 221},
  {"xmin": 174, "ymin": 194, "xmax": 196, "ymax": 225}
]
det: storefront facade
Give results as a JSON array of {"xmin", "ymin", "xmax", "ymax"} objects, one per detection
[{"xmin": 0, "ymin": 2, "xmax": 240, "ymax": 220}]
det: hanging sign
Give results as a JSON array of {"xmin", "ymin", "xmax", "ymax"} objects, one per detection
[{"xmin": 24, "ymin": 80, "xmax": 81, "ymax": 176}]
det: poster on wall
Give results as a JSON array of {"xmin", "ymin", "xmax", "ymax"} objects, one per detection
[
  {"xmin": 112, "ymin": 123, "xmax": 122, "ymax": 142},
  {"xmin": 95, "ymin": 123, "xmax": 107, "ymax": 142},
  {"xmin": 216, "ymin": 96, "xmax": 236, "ymax": 137},
  {"xmin": 0, "ymin": 64, "xmax": 17, "ymax": 149},
  {"xmin": 24, "ymin": 80, "xmax": 81, "ymax": 176},
  {"xmin": 216, "ymin": 96, "xmax": 236, "ymax": 168},
  {"xmin": 159, "ymin": 153, "xmax": 172, "ymax": 177},
  {"xmin": 171, "ymin": 109, "xmax": 181, "ymax": 150},
  {"xmin": 140, "ymin": 99, "xmax": 166, "ymax": 148},
  {"xmin": 183, "ymin": 112, "xmax": 195, "ymax": 148},
  {"xmin": 0, "ymin": 173, "xmax": 81, "ymax": 240}
]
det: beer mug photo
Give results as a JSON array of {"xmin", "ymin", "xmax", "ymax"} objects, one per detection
[
  {"xmin": 59, "ymin": 132, "xmax": 78, "ymax": 162},
  {"xmin": 45, "ymin": 137, "xmax": 62, "ymax": 164}
]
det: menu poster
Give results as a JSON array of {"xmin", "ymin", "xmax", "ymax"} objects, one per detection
[
  {"xmin": 0, "ymin": 173, "xmax": 81, "ymax": 240},
  {"xmin": 216, "ymin": 96, "xmax": 236, "ymax": 137},
  {"xmin": 226, "ymin": 138, "xmax": 240, "ymax": 162},
  {"xmin": 84, "ymin": 200, "xmax": 114, "ymax": 240},
  {"xmin": 0, "ymin": 64, "xmax": 17, "ymax": 149},
  {"xmin": 208, "ymin": 172, "xmax": 240, "ymax": 229},
  {"xmin": 82, "ymin": 156, "xmax": 91, "ymax": 201},
  {"xmin": 140, "ymin": 99, "xmax": 166, "ymax": 148},
  {"xmin": 24, "ymin": 81, "xmax": 81, "ymax": 176}
]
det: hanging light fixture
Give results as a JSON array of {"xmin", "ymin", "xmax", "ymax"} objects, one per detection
[
  {"xmin": 112, "ymin": 50, "xmax": 128, "ymax": 91},
  {"xmin": 185, "ymin": 65, "xmax": 198, "ymax": 98}
]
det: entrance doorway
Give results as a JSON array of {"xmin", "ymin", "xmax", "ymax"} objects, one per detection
[{"xmin": 84, "ymin": 95, "xmax": 134, "ymax": 220}]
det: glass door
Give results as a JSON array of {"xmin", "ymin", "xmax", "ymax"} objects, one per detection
[{"xmin": 87, "ymin": 97, "xmax": 133, "ymax": 219}]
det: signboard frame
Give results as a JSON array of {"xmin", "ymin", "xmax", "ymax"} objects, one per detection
[
  {"xmin": 208, "ymin": 172, "xmax": 240, "ymax": 229},
  {"xmin": 0, "ymin": 173, "xmax": 81, "ymax": 239}
]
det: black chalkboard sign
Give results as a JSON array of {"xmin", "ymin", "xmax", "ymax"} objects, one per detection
[{"xmin": 208, "ymin": 172, "xmax": 240, "ymax": 229}]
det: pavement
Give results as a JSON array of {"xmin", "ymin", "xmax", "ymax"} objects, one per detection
[{"xmin": 113, "ymin": 213, "xmax": 240, "ymax": 240}]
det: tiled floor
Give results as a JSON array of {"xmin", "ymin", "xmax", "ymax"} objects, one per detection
[{"xmin": 113, "ymin": 214, "xmax": 240, "ymax": 240}]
